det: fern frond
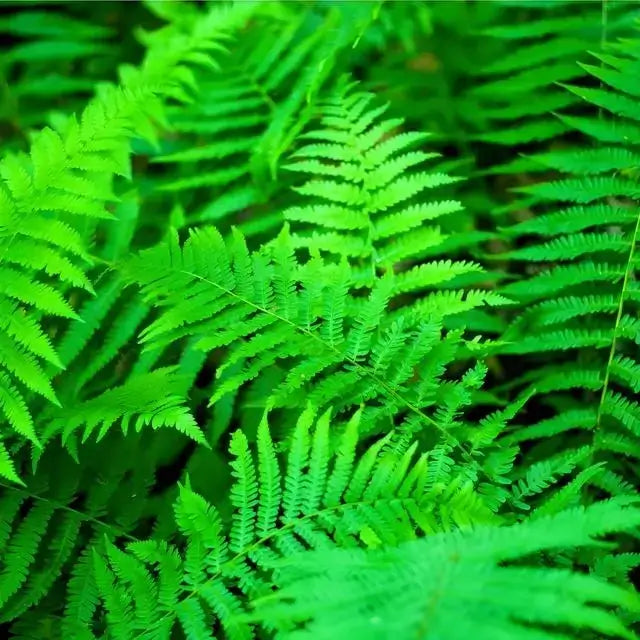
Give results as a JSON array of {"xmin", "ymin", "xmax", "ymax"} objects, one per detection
[
  {"xmin": 494, "ymin": 38, "xmax": 640, "ymax": 494},
  {"xmin": 464, "ymin": 1, "xmax": 636, "ymax": 158},
  {"xmin": 124, "ymin": 224, "xmax": 492, "ymax": 442},
  {"xmin": 0, "ymin": 7, "xmax": 231, "ymax": 480},
  {"xmin": 40, "ymin": 368, "xmax": 205, "ymax": 455},
  {"xmin": 283, "ymin": 80, "xmax": 477, "ymax": 291},
  {"xmin": 254, "ymin": 500, "xmax": 640, "ymax": 640},
  {"xmin": 87, "ymin": 406, "xmax": 497, "ymax": 638}
]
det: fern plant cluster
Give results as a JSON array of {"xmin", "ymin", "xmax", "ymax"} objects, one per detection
[{"xmin": 1, "ymin": 1, "xmax": 640, "ymax": 638}]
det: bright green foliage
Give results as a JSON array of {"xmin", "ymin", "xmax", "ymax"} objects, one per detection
[
  {"xmin": 0, "ymin": 5, "xmax": 233, "ymax": 481},
  {"xmin": 256, "ymin": 499, "xmax": 640, "ymax": 639},
  {"xmin": 496, "ymin": 32, "xmax": 640, "ymax": 503},
  {"xmin": 150, "ymin": 3, "xmax": 378, "ymax": 233},
  {"xmin": 464, "ymin": 1, "xmax": 640, "ymax": 153},
  {"xmin": 87, "ymin": 407, "xmax": 498, "ymax": 639},
  {"xmin": 123, "ymin": 222, "xmax": 512, "ymax": 445},
  {"xmin": 1, "ymin": 1, "xmax": 640, "ymax": 639},
  {"xmin": 284, "ymin": 79, "xmax": 464, "ymax": 281}
]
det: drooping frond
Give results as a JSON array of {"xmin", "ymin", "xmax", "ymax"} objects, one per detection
[
  {"xmin": 0, "ymin": 6, "xmax": 231, "ymax": 481},
  {"xmin": 39, "ymin": 367, "xmax": 205, "ymax": 459}
]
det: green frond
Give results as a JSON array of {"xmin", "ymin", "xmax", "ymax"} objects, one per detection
[
  {"xmin": 0, "ymin": 374, "xmax": 37, "ymax": 450},
  {"xmin": 63, "ymin": 547, "xmax": 100, "ymax": 639},
  {"xmin": 610, "ymin": 355, "xmax": 640, "ymax": 392},
  {"xmin": 283, "ymin": 80, "xmax": 481, "ymax": 294},
  {"xmin": 87, "ymin": 407, "xmax": 497, "ymax": 638},
  {"xmin": 493, "ymin": 34, "xmax": 640, "ymax": 515},
  {"xmin": 40, "ymin": 368, "xmax": 205, "ymax": 453},
  {"xmin": 525, "ymin": 294, "xmax": 618, "ymax": 326},
  {"xmin": 515, "ymin": 176, "xmax": 640, "ymax": 203},
  {"xmin": 124, "ymin": 225, "xmax": 486, "ymax": 439},
  {"xmin": 502, "ymin": 261, "xmax": 624, "ymax": 301},
  {"xmin": 595, "ymin": 552, "xmax": 640, "ymax": 586},
  {"xmin": 601, "ymin": 391, "xmax": 640, "ymax": 437},
  {"xmin": 254, "ymin": 500, "xmax": 640, "ymax": 640},
  {"xmin": 505, "ymin": 232, "xmax": 628, "ymax": 261},
  {"xmin": 229, "ymin": 431, "xmax": 259, "ymax": 553},
  {"xmin": 505, "ymin": 204, "xmax": 637, "ymax": 237},
  {"xmin": 504, "ymin": 408, "xmax": 597, "ymax": 445},
  {"xmin": 282, "ymin": 405, "xmax": 314, "ymax": 522},
  {"xmin": 510, "ymin": 446, "xmax": 591, "ymax": 510},
  {"xmin": 0, "ymin": 6, "xmax": 231, "ymax": 476},
  {"xmin": 256, "ymin": 413, "xmax": 282, "ymax": 536},
  {"xmin": 531, "ymin": 147, "xmax": 640, "ymax": 175}
]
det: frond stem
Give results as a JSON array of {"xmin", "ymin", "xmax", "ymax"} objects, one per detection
[
  {"xmin": 179, "ymin": 268, "xmax": 474, "ymax": 462},
  {"xmin": 594, "ymin": 207, "xmax": 640, "ymax": 437},
  {"xmin": 0, "ymin": 481, "xmax": 138, "ymax": 542}
]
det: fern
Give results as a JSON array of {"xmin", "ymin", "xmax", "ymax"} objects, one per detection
[
  {"xmin": 123, "ymin": 223, "xmax": 507, "ymax": 447},
  {"xmin": 0, "ymin": 7, "xmax": 230, "ymax": 481},
  {"xmin": 149, "ymin": 2, "xmax": 379, "ymax": 233},
  {"xmin": 2, "ymin": 4, "xmax": 640, "ymax": 639},
  {"xmin": 465, "ymin": 1, "xmax": 640, "ymax": 153},
  {"xmin": 284, "ymin": 80, "xmax": 466, "ymax": 281},
  {"xmin": 84, "ymin": 406, "xmax": 497, "ymax": 639},
  {"xmin": 255, "ymin": 499, "xmax": 640, "ymax": 640},
  {"xmin": 0, "ymin": 428, "xmax": 188, "ymax": 637},
  {"xmin": 496, "ymin": 35, "xmax": 640, "ymax": 498},
  {"xmin": 39, "ymin": 367, "xmax": 205, "ymax": 459}
]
